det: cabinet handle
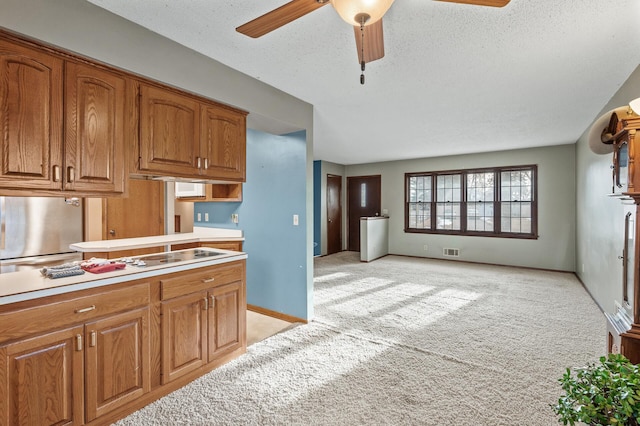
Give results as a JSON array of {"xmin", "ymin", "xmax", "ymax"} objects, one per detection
[
  {"xmin": 203, "ymin": 297, "xmax": 209, "ymax": 310},
  {"xmin": 210, "ymin": 295, "xmax": 215, "ymax": 307},
  {"xmin": 75, "ymin": 305, "xmax": 96, "ymax": 314},
  {"xmin": 204, "ymin": 158, "xmax": 209, "ymax": 170},
  {"xmin": 202, "ymin": 277, "xmax": 215, "ymax": 283},
  {"xmin": 53, "ymin": 165, "xmax": 61, "ymax": 182},
  {"xmin": 76, "ymin": 334, "xmax": 83, "ymax": 351},
  {"xmin": 197, "ymin": 157, "xmax": 202, "ymax": 169},
  {"xmin": 90, "ymin": 330, "xmax": 97, "ymax": 347},
  {"xmin": 67, "ymin": 166, "xmax": 75, "ymax": 183}
]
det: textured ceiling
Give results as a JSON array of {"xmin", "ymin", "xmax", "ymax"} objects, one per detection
[{"xmin": 86, "ymin": 0, "xmax": 640, "ymax": 165}]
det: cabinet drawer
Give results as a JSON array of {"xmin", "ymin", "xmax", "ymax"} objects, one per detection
[
  {"xmin": 161, "ymin": 261, "xmax": 244, "ymax": 300},
  {"xmin": 200, "ymin": 241, "xmax": 243, "ymax": 251},
  {"xmin": 0, "ymin": 283, "xmax": 149, "ymax": 343}
]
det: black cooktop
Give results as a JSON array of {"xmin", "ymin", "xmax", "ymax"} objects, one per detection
[{"xmin": 132, "ymin": 249, "xmax": 226, "ymax": 266}]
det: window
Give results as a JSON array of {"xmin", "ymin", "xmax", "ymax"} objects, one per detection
[{"xmin": 405, "ymin": 165, "xmax": 537, "ymax": 238}]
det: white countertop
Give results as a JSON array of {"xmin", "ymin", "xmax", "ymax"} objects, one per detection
[
  {"xmin": 70, "ymin": 226, "xmax": 243, "ymax": 252},
  {"xmin": 0, "ymin": 247, "xmax": 247, "ymax": 305}
]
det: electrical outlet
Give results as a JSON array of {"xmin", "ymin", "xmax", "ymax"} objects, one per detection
[
  {"xmin": 231, "ymin": 213, "xmax": 239, "ymax": 223},
  {"xmin": 204, "ymin": 213, "xmax": 209, "ymax": 222},
  {"xmin": 197, "ymin": 213, "xmax": 202, "ymax": 221},
  {"xmin": 423, "ymin": 244, "xmax": 428, "ymax": 251},
  {"xmin": 293, "ymin": 214, "xmax": 299, "ymax": 226}
]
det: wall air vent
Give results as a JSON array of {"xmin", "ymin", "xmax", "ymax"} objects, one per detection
[{"xmin": 443, "ymin": 248, "xmax": 460, "ymax": 257}]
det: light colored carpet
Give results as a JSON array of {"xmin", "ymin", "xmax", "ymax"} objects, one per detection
[{"xmin": 115, "ymin": 252, "xmax": 604, "ymax": 425}]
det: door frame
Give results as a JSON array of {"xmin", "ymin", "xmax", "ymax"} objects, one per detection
[
  {"xmin": 326, "ymin": 174, "xmax": 343, "ymax": 255},
  {"xmin": 347, "ymin": 175, "xmax": 382, "ymax": 251}
]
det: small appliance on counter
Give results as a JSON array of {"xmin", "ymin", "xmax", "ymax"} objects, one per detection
[{"xmin": 0, "ymin": 197, "xmax": 84, "ymax": 273}]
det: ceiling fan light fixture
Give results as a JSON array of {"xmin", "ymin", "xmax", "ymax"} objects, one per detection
[{"xmin": 331, "ymin": 0, "xmax": 395, "ymax": 26}]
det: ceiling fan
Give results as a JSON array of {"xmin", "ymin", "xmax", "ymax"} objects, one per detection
[{"xmin": 236, "ymin": 0, "xmax": 510, "ymax": 83}]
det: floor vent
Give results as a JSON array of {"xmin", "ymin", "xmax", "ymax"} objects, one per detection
[{"xmin": 443, "ymin": 248, "xmax": 460, "ymax": 257}]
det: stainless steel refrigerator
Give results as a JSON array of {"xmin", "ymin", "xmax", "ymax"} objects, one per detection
[{"xmin": 0, "ymin": 197, "xmax": 84, "ymax": 273}]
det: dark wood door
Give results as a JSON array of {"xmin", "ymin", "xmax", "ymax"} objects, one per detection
[
  {"xmin": 348, "ymin": 175, "xmax": 381, "ymax": 251},
  {"xmin": 327, "ymin": 174, "xmax": 342, "ymax": 254}
]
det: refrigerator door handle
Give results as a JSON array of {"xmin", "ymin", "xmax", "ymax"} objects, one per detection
[{"xmin": 0, "ymin": 197, "xmax": 5, "ymax": 251}]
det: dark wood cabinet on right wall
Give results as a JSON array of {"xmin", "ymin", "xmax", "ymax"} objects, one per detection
[{"xmin": 603, "ymin": 108, "xmax": 640, "ymax": 363}]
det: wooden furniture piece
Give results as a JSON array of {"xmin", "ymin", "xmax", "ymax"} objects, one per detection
[
  {"xmin": 0, "ymin": 35, "xmax": 128, "ymax": 196},
  {"xmin": 136, "ymin": 82, "xmax": 247, "ymax": 182},
  {"xmin": 602, "ymin": 109, "xmax": 640, "ymax": 363},
  {"xmin": 171, "ymin": 241, "xmax": 243, "ymax": 252},
  {"xmin": 176, "ymin": 182, "xmax": 243, "ymax": 202},
  {"xmin": 0, "ymin": 28, "xmax": 247, "ymax": 197},
  {"xmin": 0, "ymin": 258, "xmax": 246, "ymax": 425},
  {"xmin": 161, "ymin": 262, "xmax": 245, "ymax": 383},
  {"xmin": 0, "ymin": 281, "xmax": 150, "ymax": 425}
]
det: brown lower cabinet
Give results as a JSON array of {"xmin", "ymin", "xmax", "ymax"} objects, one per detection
[
  {"xmin": 0, "ymin": 259, "xmax": 246, "ymax": 425},
  {"xmin": 161, "ymin": 262, "xmax": 246, "ymax": 384}
]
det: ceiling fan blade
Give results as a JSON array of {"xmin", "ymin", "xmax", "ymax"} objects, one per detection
[
  {"xmin": 353, "ymin": 19, "xmax": 385, "ymax": 64},
  {"xmin": 435, "ymin": 0, "xmax": 510, "ymax": 7},
  {"xmin": 236, "ymin": 0, "xmax": 329, "ymax": 38}
]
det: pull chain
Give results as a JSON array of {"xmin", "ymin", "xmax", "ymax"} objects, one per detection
[{"xmin": 360, "ymin": 19, "xmax": 366, "ymax": 85}]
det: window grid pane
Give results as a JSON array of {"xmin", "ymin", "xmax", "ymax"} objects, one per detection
[
  {"xmin": 436, "ymin": 174, "xmax": 461, "ymax": 202},
  {"xmin": 408, "ymin": 176, "xmax": 432, "ymax": 204},
  {"xmin": 466, "ymin": 172, "xmax": 495, "ymax": 232},
  {"xmin": 436, "ymin": 203, "xmax": 461, "ymax": 230},
  {"xmin": 467, "ymin": 202, "xmax": 494, "ymax": 232},
  {"xmin": 409, "ymin": 202, "xmax": 431, "ymax": 229},
  {"xmin": 500, "ymin": 168, "xmax": 533, "ymax": 234}
]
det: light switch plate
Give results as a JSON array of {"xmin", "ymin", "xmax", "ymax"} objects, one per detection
[{"xmin": 293, "ymin": 214, "xmax": 299, "ymax": 226}]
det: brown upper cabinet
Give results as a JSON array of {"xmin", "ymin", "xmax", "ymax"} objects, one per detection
[
  {"xmin": 0, "ymin": 37, "xmax": 127, "ymax": 196},
  {"xmin": 64, "ymin": 61, "xmax": 128, "ymax": 194},
  {"xmin": 200, "ymin": 104, "xmax": 246, "ymax": 181},
  {"xmin": 0, "ymin": 29, "xmax": 247, "ymax": 197},
  {"xmin": 137, "ymin": 82, "xmax": 247, "ymax": 182}
]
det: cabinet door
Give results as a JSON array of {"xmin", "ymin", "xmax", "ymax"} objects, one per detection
[
  {"xmin": 161, "ymin": 291, "xmax": 208, "ymax": 384},
  {"xmin": 84, "ymin": 307, "xmax": 150, "ymax": 422},
  {"xmin": 64, "ymin": 61, "xmax": 127, "ymax": 194},
  {"xmin": 98, "ymin": 178, "xmax": 165, "ymax": 259},
  {"xmin": 0, "ymin": 40, "xmax": 63, "ymax": 190},
  {"xmin": 200, "ymin": 105, "xmax": 246, "ymax": 181},
  {"xmin": 139, "ymin": 84, "xmax": 200, "ymax": 177},
  {"xmin": 0, "ymin": 326, "xmax": 84, "ymax": 426},
  {"xmin": 208, "ymin": 281, "xmax": 246, "ymax": 362}
]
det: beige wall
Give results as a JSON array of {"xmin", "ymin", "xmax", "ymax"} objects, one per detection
[
  {"xmin": 576, "ymin": 65, "xmax": 640, "ymax": 313},
  {"xmin": 345, "ymin": 144, "xmax": 577, "ymax": 271}
]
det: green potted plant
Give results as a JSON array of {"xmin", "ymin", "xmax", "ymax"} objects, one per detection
[{"xmin": 553, "ymin": 353, "xmax": 640, "ymax": 425}]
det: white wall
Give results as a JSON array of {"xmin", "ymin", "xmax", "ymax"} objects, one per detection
[
  {"xmin": 345, "ymin": 144, "xmax": 576, "ymax": 271},
  {"xmin": 576, "ymin": 65, "xmax": 640, "ymax": 313}
]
